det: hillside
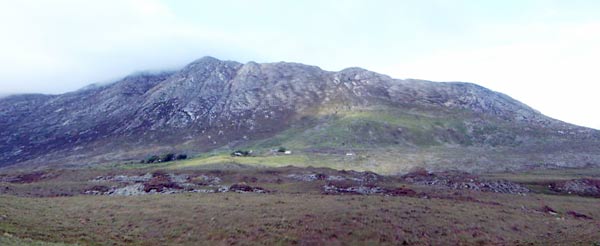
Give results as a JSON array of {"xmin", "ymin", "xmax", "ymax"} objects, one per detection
[{"xmin": 1, "ymin": 56, "xmax": 599, "ymax": 173}]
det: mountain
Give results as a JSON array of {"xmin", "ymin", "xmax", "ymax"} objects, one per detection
[{"xmin": 1, "ymin": 56, "xmax": 599, "ymax": 173}]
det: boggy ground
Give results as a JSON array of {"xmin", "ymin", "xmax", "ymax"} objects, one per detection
[{"xmin": 0, "ymin": 166, "xmax": 600, "ymax": 245}]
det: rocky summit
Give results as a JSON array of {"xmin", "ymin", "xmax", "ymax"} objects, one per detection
[{"xmin": 1, "ymin": 56, "xmax": 599, "ymax": 172}]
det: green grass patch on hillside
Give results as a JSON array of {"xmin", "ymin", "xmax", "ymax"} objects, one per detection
[
  {"xmin": 170, "ymin": 154, "xmax": 312, "ymax": 169},
  {"xmin": 95, "ymin": 149, "xmax": 399, "ymax": 174},
  {"xmin": 245, "ymin": 107, "xmax": 472, "ymax": 151},
  {"xmin": 483, "ymin": 167, "xmax": 600, "ymax": 183}
]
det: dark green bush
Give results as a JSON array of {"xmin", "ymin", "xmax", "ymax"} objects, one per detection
[
  {"xmin": 142, "ymin": 153, "xmax": 187, "ymax": 164},
  {"xmin": 160, "ymin": 153, "xmax": 176, "ymax": 162},
  {"xmin": 146, "ymin": 155, "xmax": 160, "ymax": 163}
]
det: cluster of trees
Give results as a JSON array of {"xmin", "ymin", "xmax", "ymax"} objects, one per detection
[{"xmin": 141, "ymin": 153, "xmax": 187, "ymax": 164}]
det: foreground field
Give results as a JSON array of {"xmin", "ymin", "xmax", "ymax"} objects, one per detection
[
  {"xmin": 0, "ymin": 166, "xmax": 599, "ymax": 245},
  {"xmin": 1, "ymin": 192, "xmax": 600, "ymax": 245}
]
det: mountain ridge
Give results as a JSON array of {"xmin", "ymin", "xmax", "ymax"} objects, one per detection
[{"xmin": 1, "ymin": 56, "xmax": 599, "ymax": 173}]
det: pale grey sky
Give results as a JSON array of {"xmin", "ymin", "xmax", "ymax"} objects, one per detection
[{"xmin": 1, "ymin": 0, "xmax": 599, "ymax": 129}]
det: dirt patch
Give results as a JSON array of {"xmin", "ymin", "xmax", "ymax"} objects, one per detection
[
  {"xmin": 85, "ymin": 185, "xmax": 111, "ymax": 195},
  {"xmin": 386, "ymin": 187, "xmax": 418, "ymax": 196},
  {"xmin": 287, "ymin": 173, "xmax": 330, "ymax": 182},
  {"xmin": 190, "ymin": 175, "xmax": 222, "ymax": 185},
  {"xmin": 286, "ymin": 171, "xmax": 380, "ymax": 184},
  {"xmin": 566, "ymin": 210, "xmax": 593, "ymax": 220},
  {"xmin": 323, "ymin": 181, "xmax": 417, "ymax": 197},
  {"xmin": 9, "ymin": 172, "xmax": 53, "ymax": 183},
  {"xmin": 229, "ymin": 183, "xmax": 268, "ymax": 193},
  {"xmin": 143, "ymin": 172, "xmax": 182, "ymax": 192},
  {"xmin": 539, "ymin": 205, "xmax": 558, "ymax": 215},
  {"xmin": 92, "ymin": 173, "xmax": 152, "ymax": 183}
]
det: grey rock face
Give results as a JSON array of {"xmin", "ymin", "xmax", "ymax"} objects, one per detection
[{"xmin": 0, "ymin": 56, "xmax": 598, "ymax": 169}]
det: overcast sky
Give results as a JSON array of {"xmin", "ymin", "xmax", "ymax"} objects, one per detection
[{"xmin": 1, "ymin": 0, "xmax": 599, "ymax": 129}]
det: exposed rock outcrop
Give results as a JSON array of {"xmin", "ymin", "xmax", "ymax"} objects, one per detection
[
  {"xmin": 549, "ymin": 179, "xmax": 600, "ymax": 197},
  {"xmin": 402, "ymin": 170, "xmax": 530, "ymax": 194},
  {"xmin": 1, "ymin": 56, "xmax": 599, "ymax": 170}
]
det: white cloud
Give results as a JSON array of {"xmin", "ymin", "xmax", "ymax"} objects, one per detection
[
  {"xmin": 0, "ymin": 0, "xmax": 292, "ymax": 94},
  {"xmin": 0, "ymin": 0, "xmax": 195, "ymax": 93},
  {"xmin": 384, "ymin": 21, "xmax": 600, "ymax": 129}
]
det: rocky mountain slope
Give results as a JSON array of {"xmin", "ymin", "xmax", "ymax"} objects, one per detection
[{"xmin": 1, "ymin": 56, "xmax": 599, "ymax": 172}]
